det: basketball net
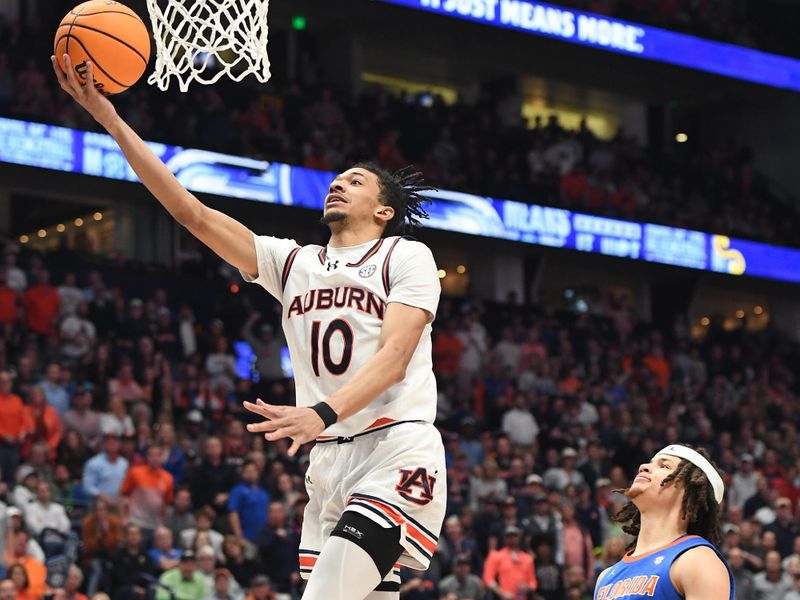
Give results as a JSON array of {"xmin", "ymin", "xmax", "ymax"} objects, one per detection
[{"xmin": 145, "ymin": 0, "xmax": 271, "ymax": 92}]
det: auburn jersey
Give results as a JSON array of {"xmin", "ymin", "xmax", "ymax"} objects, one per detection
[
  {"xmin": 242, "ymin": 234, "xmax": 440, "ymax": 437},
  {"xmin": 594, "ymin": 535, "xmax": 734, "ymax": 600}
]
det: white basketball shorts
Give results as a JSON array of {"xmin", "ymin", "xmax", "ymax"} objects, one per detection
[{"xmin": 298, "ymin": 420, "xmax": 446, "ymax": 579}]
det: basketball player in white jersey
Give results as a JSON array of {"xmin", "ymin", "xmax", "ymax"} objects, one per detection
[{"xmin": 53, "ymin": 56, "xmax": 447, "ymax": 600}]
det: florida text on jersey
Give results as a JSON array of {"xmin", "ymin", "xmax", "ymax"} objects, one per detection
[{"xmin": 594, "ymin": 535, "xmax": 734, "ymax": 600}]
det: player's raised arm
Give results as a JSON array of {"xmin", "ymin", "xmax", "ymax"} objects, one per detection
[{"xmin": 51, "ymin": 55, "xmax": 258, "ymax": 278}]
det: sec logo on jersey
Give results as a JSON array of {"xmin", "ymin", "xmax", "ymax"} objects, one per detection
[{"xmin": 359, "ymin": 264, "xmax": 377, "ymax": 278}]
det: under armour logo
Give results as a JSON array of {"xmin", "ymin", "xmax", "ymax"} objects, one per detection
[
  {"xmin": 305, "ymin": 474, "xmax": 313, "ymax": 485},
  {"xmin": 326, "ymin": 260, "xmax": 339, "ymax": 271}
]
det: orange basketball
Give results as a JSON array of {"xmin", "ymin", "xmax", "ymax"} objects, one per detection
[{"xmin": 54, "ymin": 0, "xmax": 151, "ymax": 95}]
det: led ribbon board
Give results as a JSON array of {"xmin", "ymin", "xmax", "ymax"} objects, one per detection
[
  {"xmin": 1, "ymin": 116, "xmax": 798, "ymax": 283},
  {"xmin": 376, "ymin": 0, "xmax": 800, "ymax": 93}
]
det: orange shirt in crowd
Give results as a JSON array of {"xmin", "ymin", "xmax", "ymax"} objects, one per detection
[
  {"xmin": 0, "ymin": 286, "xmax": 17, "ymax": 324},
  {"xmin": 642, "ymin": 354, "xmax": 671, "ymax": 391},
  {"xmin": 483, "ymin": 547, "xmax": 537, "ymax": 595},
  {"xmin": 21, "ymin": 405, "xmax": 62, "ymax": 459},
  {"xmin": 0, "ymin": 392, "xmax": 30, "ymax": 441},
  {"xmin": 23, "ymin": 285, "xmax": 60, "ymax": 336},
  {"xmin": 4, "ymin": 554, "xmax": 47, "ymax": 599},
  {"xmin": 432, "ymin": 332, "xmax": 464, "ymax": 378},
  {"xmin": 120, "ymin": 464, "xmax": 174, "ymax": 529}
]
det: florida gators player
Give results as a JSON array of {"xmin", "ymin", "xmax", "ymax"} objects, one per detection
[{"xmin": 595, "ymin": 445, "xmax": 734, "ymax": 600}]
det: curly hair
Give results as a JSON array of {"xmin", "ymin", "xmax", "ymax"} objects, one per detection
[
  {"xmin": 351, "ymin": 162, "xmax": 436, "ymax": 237},
  {"xmin": 613, "ymin": 445, "xmax": 724, "ymax": 550}
]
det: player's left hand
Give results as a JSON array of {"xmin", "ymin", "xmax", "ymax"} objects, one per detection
[{"xmin": 244, "ymin": 399, "xmax": 325, "ymax": 457}]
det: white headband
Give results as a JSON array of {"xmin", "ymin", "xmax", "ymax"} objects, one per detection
[{"xmin": 653, "ymin": 445, "xmax": 725, "ymax": 504}]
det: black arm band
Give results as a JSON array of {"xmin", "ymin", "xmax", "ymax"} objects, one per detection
[{"xmin": 311, "ymin": 401, "xmax": 338, "ymax": 429}]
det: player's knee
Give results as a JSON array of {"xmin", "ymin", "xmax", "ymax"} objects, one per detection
[{"xmin": 330, "ymin": 511, "xmax": 403, "ymax": 579}]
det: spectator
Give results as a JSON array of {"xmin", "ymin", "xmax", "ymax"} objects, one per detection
[
  {"xmin": 195, "ymin": 546, "xmax": 219, "ymax": 590},
  {"xmin": 0, "ymin": 579, "xmax": 15, "ymax": 600},
  {"xmin": 61, "ymin": 386, "xmax": 102, "ymax": 451},
  {"xmin": 752, "ymin": 550, "xmax": 792, "ymax": 599},
  {"xmin": 784, "ymin": 536, "xmax": 800, "ymax": 570},
  {"xmin": 120, "ymin": 445, "xmax": 174, "ymax": 535},
  {"xmin": 11, "ymin": 468, "xmax": 39, "ymax": 511},
  {"xmin": 6, "ymin": 564, "xmax": 35, "ymax": 600},
  {"xmin": 204, "ymin": 339, "xmax": 237, "ymax": 391},
  {"xmin": 57, "ymin": 273, "xmax": 83, "ymax": 318},
  {"xmin": 2, "ymin": 531, "xmax": 46, "ymax": 600},
  {"xmin": 243, "ymin": 575, "xmax": 274, "ymax": 600},
  {"xmin": 23, "ymin": 270, "xmax": 59, "ymax": 337},
  {"xmin": 560, "ymin": 501, "xmax": 595, "ymax": 584},
  {"xmin": 21, "ymin": 387, "xmax": 62, "ymax": 462},
  {"xmin": 167, "ymin": 488, "xmax": 195, "ymax": 542},
  {"xmin": 63, "ymin": 565, "xmax": 87, "ymax": 600},
  {"xmin": 240, "ymin": 312, "xmax": 284, "ymax": 383},
  {"xmin": 432, "ymin": 320, "xmax": 464, "ymax": 381},
  {"xmin": 180, "ymin": 507, "xmax": 224, "ymax": 560},
  {"xmin": 57, "ymin": 429, "xmax": 90, "ymax": 481},
  {"xmin": 81, "ymin": 497, "xmax": 123, "ymax": 596},
  {"xmin": 543, "ymin": 448, "xmax": 586, "ymax": 492},
  {"xmin": 255, "ymin": 502, "xmax": 299, "ymax": 595},
  {"xmin": 206, "ymin": 569, "xmax": 242, "ymax": 600},
  {"xmin": 767, "ymin": 497, "xmax": 799, "ymax": 557},
  {"xmin": 107, "ymin": 365, "xmax": 144, "ymax": 406},
  {"xmin": 37, "ymin": 364, "xmax": 69, "ymax": 418},
  {"xmin": 3, "ymin": 254, "xmax": 26, "ymax": 293},
  {"xmin": 59, "ymin": 302, "xmax": 96, "ymax": 364},
  {"xmin": 219, "ymin": 537, "xmax": 258, "ymax": 595},
  {"xmin": 156, "ymin": 423, "xmax": 185, "ymax": 486},
  {"xmin": 81, "ymin": 433, "xmax": 129, "ymax": 503},
  {"xmin": 0, "ymin": 269, "xmax": 18, "ymax": 339},
  {"xmin": 532, "ymin": 540, "xmax": 564, "ymax": 600},
  {"xmin": 469, "ymin": 460, "xmax": 508, "ymax": 510},
  {"xmin": 188, "ymin": 438, "xmax": 236, "ymax": 513},
  {"xmin": 728, "ymin": 547, "xmax": 755, "ymax": 600},
  {"xmin": 730, "ymin": 454, "xmax": 758, "ymax": 509},
  {"xmin": 526, "ymin": 495, "xmax": 562, "ymax": 564},
  {"xmin": 501, "ymin": 393, "xmax": 539, "ymax": 448},
  {"xmin": 785, "ymin": 556, "xmax": 800, "ymax": 600},
  {"xmin": 483, "ymin": 525, "xmax": 537, "ymax": 599},
  {"xmin": 438, "ymin": 555, "xmax": 484, "ymax": 599},
  {"xmin": 227, "ymin": 461, "xmax": 269, "ymax": 543},
  {"xmin": 109, "ymin": 524, "xmax": 149, "ymax": 599},
  {"xmin": 24, "ymin": 481, "xmax": 70, "ymax": 537},
  {"xmin": 0, "ymin": 371, "xmax": 28, "ymax": 487},
  {"xmin": 98, "ymin": 396, "xmax": 135, "ymax": 439},
  {"xmin": 149, "ymin": 526, "xmax": 182, "ymax": 575},
  {"xmin": 156, "ymin": 550, "xmax": 208, "ymax": 600}
]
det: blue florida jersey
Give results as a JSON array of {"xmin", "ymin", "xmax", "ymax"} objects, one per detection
[
  {"xmin": 241, "ymin": 234, "xmax": 441, "ymax": 438},
  {"xmin": 594, "ymin": 535, "xmax": 734, "ymax": 600}
]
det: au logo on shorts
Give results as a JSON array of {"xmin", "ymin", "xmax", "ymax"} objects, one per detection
[{"xmin": 396, "ymin": 467, "xmax": 436, "ymax": 505}]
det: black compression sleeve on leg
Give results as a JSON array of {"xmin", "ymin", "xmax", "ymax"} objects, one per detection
[{"xmin": 330, "ymin": 511, "xmax": 404, "ymax": 579}]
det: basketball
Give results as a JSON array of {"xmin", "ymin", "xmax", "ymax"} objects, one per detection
[{"xmin": 54, "ymin": 0, "xmax": 150, "ymax": 95}]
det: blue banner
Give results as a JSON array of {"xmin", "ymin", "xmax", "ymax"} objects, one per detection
[
  {"xmin": 376, "ymin": 0, "xmax": 800, "ymax": 93},
  {"xmin": 1, "ymin": 116, "xmax": 798, "ymax": 284}
]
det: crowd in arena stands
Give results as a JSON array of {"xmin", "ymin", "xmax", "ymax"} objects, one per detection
[
  {"xmin": 1, "ymin": 11, "xmax": 799, "ymax": 250},
  {"xmin": 0, "ymin": 238, "xmax": 799, "ymax": 600}
]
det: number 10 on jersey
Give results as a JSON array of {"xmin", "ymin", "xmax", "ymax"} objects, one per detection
[{"xmin": 310, "ymin": 319, "xmax": 354, "ymax": 376}]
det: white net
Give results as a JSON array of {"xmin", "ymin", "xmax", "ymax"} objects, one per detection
[{"xmin": 145, "ymin": 0, "xmax": 271, "ymax": 92}]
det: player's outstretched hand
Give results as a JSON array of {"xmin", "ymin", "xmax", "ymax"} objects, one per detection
[
  {"xmin": 244, "ymin": 399, "xmax": 326, "ymax": 457},
  {"xmin": 51, "ymin": 54, "xmax": 117, "ymax": 130}
]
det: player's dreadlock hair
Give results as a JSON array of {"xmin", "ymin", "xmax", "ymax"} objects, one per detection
[
  {"xmin": 352, "ymin": 162, "xmax": 436, "ymax": 237},
  {"xmin": 612, "ymin": 445, "xmax": 724, "ymax": 551}
]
